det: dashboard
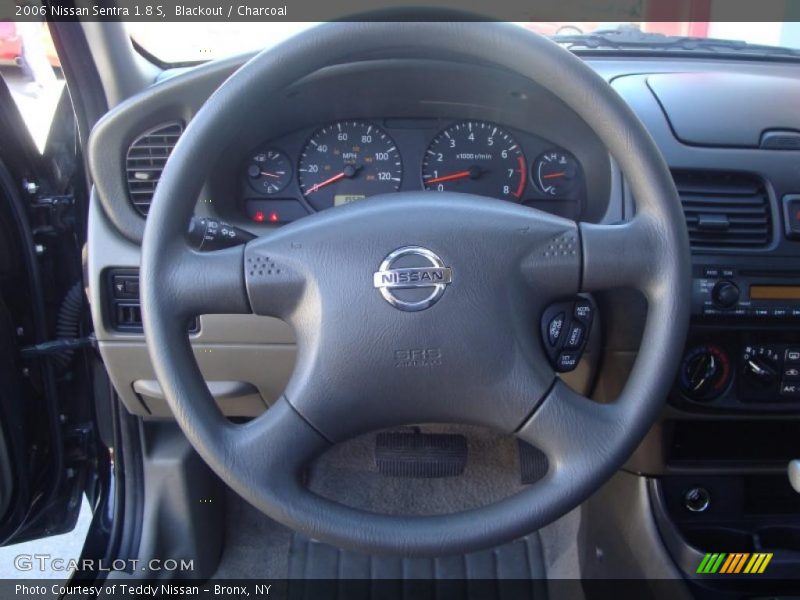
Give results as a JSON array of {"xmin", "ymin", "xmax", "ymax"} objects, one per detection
[
  {"xmin": 91, "ymin": 59, "xmax": 614, "ymax": 245},
  {"xmin": 238, "ymin": 118, "xmax": 585, "ymax": 224},
  {"xmin": 88, "ymin": 51, "xmax": 800, "ymax": 426}
]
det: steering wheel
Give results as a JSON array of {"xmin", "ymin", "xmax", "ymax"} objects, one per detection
[{"xmin": 140, "ymin": 22, "xmax": 690, "ymax": 556}]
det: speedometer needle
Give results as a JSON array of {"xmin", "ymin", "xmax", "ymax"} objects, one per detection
[
  {"xmin": 306, "ymin": 172, "xmax": 346, "ymax": 194},
  {"xmin": 306, "ymin": 165, "xmax": 360, "ymax": 194}
]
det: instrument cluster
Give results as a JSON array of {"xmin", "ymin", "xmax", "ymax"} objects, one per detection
[{"xmin": 239, "ymin": 119, "xmax": 586, "ymax": 224}]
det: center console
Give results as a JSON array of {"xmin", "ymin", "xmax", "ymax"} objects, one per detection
[
  {"xmin": 674, "ymin": 259, "xmax": 800, "ymax": 410},
  {"xmin": 578, "ymin": 57, "xmax": 800, "ymax": 596},
  {"xmin": 655, "ymin": 247, "xmax": 800, "ymax": 593}
]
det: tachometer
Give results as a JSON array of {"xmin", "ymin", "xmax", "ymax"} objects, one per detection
[
  {"xmin": 421, "ymin": 121, "xmax": 526, "ymax": 201},
  {"xmin": 298, "ymin": 121, "xmax": 403, "ymax": 211}
]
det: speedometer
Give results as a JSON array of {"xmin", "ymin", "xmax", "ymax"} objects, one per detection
[
  {"xmin": 298, "ymin": 121, "xmax": 403, "ymax": 211},
  {"xmin": 421, "ymin": 121, "xmax": 526, "ymax": 201}
]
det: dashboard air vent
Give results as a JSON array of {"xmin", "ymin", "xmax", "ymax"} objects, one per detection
[
  {"xmin": 673, "ymin": 170, "xmax": 771, "ymax": 250},
  {"xmin": 125, "ymin": 122, "xmax": 183, "ymax": 216}
]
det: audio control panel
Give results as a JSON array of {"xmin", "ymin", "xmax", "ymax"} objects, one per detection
[
  {"xmin": 679, "ymin": 257, "xmax": 800, "ymax": 411},
  {"xmin": 692, "ymin": 264, "xmax": 800, "ymax": 320}
]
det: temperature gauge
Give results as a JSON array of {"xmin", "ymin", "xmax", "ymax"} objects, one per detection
[
  {"xmin": 246, "ymin": 149, "xmax": 292, "ymax": 195},
  {"xmin": 532, "ymin": 150, "xmax": 580, "ymax": 197}
]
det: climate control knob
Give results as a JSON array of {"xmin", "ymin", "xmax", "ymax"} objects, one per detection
[
  {"xmin": 744, "ymin": 357, "xmax": 778, "ymax": 385},
  {"xmin": 679, "ymin": 345, "xmax": 732, "ymax": 402},
  {"xmin": 712, "ymin": 280, "xmax": 740, "ymax": 308},
  {"xmin": 742, "ymin": 346, "xmax": 780, "ymax": 387}
]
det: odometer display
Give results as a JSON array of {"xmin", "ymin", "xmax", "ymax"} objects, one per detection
[
  {"xmin": 422, "ymin": 121, "xmax": 526, "ymax": 201},
  {"xmin": 298, "ymin": 121, "xmax": 403, "ymax": 211}
]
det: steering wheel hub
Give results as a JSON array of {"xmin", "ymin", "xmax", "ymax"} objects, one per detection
[{"xmin": 373, "ymin": 245, "xmax": 453, "ymax": 312}]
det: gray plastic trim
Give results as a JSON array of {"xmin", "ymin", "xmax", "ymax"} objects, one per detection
[
  {"xmin": 80, "ymin": 21, "xmax": 161, "ymax": 108},
  {"xmin": 101, "ymin": 342, "xmax": 293, "ymax": 418},
  {"xmin": 647, "ymin": 71, "xmax": 800, "ymax": 148},
  {"xmin": 106, "ymin": 422, "xmax": 225, "ymax": 580},
  {"xmin": 88, "ymin": 192, "xmax": 296, "ymax": 417},
  {"xmin": 582, "ymin": 471, "xmax": 690, "ymax": 591}
]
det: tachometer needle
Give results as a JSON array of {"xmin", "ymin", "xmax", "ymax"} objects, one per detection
[
  {"xmin": 425, "ymin": 165, "xmax": 488, "ymax": 186},
  {"xmin": 425, "ymin": 170, "xmax": 472, "ymax": 185}
]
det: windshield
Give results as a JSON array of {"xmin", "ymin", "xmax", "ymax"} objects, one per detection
[{"xmin": 129, "ymin": 21, "xmax": 800, "ymax": 64}]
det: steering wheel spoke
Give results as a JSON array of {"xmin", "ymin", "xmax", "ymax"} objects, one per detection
[
  {"xmin": 517, "ymin": 380, "xmax": 626, "ymax": 484},
  {"xmin": 159, "ymin": 244, "xmax": 252, "ymax": 320},
  {"xmin": 517, "ymin": 212, "xmax": 582, "ymax": 304},
  {"xmin": 227, "ymin": 398, "xmax": 329, "ymax": 488},
  {"xmin": 580, "ymin": 213, "xmax": 669, "ymax": 294}
]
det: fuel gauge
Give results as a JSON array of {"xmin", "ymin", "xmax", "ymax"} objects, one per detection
[
  {"xmin": 246, "ymin": 149, "xmax": 292, "ymax": 195},
  {"xmin": 532, "ymin": 150, "xmax": 580, "ymax": 197}
]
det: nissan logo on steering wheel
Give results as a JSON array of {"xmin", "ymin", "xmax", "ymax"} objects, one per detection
[{"xmin": 373, "ymin": 246, "xmax": 452, "ymax": 312}]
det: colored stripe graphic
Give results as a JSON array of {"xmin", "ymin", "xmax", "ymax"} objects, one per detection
[
  {"xmin": 697, "ymin": 552, "xmax": 773, "ymax": 575},
  {"xmin": 719, "ymin": 554, "xmax": 736, "ymax": 573},
  {"xmin": 697, "ymin": 553, "xmax": 726, "ymax": 574},
  {"xmin": 732, "ymin": 553, "xmax": 749, "ymax": 573}
]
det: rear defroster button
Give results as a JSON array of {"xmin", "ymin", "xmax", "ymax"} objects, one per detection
[{"xmin": 784, "ymin": 367, "xmax": 800, "ymax": 381}]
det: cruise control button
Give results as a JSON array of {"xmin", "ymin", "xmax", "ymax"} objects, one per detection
[
  {"xmin": 548, "ymin": 313, "xmax": 565, "ymax": 346},
  {"xmin": 565, "ymin": 323, "xmax": 585, "ymax": 349},
  {"xmin": 574, "ymin": 300, "xmax": 592, "ymax": 323},
  {"xmin": 556, "ymin": 351, "xmax": 579, "ymax": 372}
]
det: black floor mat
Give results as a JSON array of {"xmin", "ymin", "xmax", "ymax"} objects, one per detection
[{"xmin": 287, "ymin": 532, "xmax": 548, "ymax": 599}]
